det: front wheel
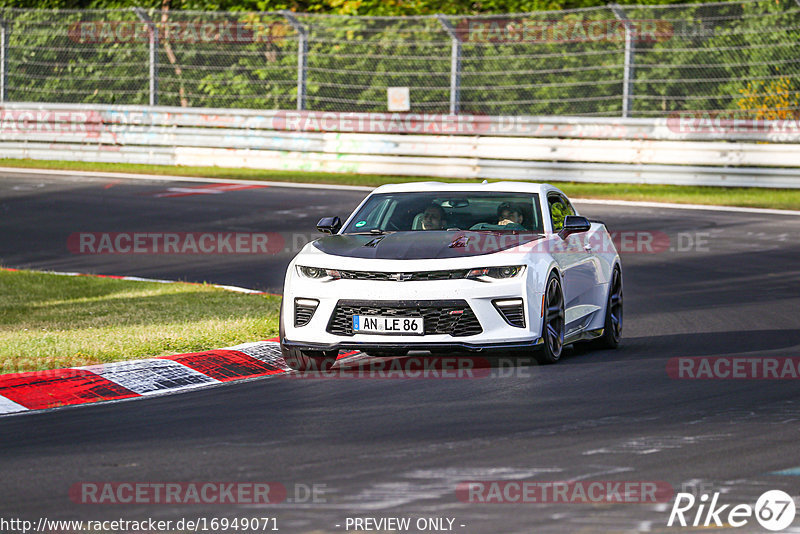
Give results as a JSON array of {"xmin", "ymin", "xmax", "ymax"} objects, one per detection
[
  {"xmin": 281, "ymin": 346, "xmax": 338, "ymax": 371},
  {"xmin": 279, "ymin": 303, "xmax": 338, "ymax": 371},
  {"xmin": 594, "ymin": 265, "xmax": 623, "ymax": 349},
  {"xmin": 535, "ymin": 272, "xmax": 565, "ymax": 364}
]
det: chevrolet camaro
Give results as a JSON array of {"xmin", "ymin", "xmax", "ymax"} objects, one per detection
[{"xmin": 280, "ymin": 182, "xmax": 622, "ymax": 370}]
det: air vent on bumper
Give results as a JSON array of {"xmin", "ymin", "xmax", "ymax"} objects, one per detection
[
  {"xmin": 493, "ymin": 298, "xmax": 525, "ymax": 328},
  {"xmin": 294, "ymin": 298, "xmax": 319, "ymax": 327}
]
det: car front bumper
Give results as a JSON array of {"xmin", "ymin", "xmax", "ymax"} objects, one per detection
[{"xmin": 283, "ymin": 269, "xmax": 545, "ymax": 352}]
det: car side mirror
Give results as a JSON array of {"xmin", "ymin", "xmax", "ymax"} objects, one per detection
[
  {"xmin": 316, "ymin": 216, "xmax": 342, "ymax": 234},
  {"xmin": 558, "ymin": 215, "xmax": 591, "ymax": 239}
]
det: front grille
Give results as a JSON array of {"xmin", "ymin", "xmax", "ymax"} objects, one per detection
[
  {"xmin": 327, "ymin": 300, "xmax": 482, "ymax": 337},
  {"xmin": 493, "ymin": 299, "xmax": 526, "ymax": 328},
  {"xmin": 337, "ymin": 269, "xmax": 469, "ymax": 281},
  {"xmin": 294, "ymin": 298, "xmax": 319, "ymax": 327}
]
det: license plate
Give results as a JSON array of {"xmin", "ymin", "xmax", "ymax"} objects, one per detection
[{"xmin": 352, "ymin": 315, "xmax": 424, "ymax": 335}]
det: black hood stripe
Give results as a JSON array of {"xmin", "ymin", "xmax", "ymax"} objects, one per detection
[{"xmin": 312, "ymin": 231, "xmax": 544, "ymax": 260}]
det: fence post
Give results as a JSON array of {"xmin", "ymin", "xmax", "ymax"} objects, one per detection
[
  {"xmin": 610, "ymin": 4, "xmax": 635, "ymax": 118},
  {"xmin": 282, "ymin": 11, "xmax": 307, "ymax": 111},
  {"xmin": 133, "ymin": 8, "xmax": 158, "ymax": 106},
  {"xmin": 0, "ymin": 19, "xmax": 7, "ymax": 103},
  {"xmin": 436, "ymin": 15, "xmax": 461, "ymax": 115}
]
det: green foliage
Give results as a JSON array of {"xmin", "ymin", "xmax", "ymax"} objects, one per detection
[
  {"xmin": 549, "ymin": 201, "xmax": 568, "ymax": 230},
  {"xmin": 0, "ymin": 0, "xmax": 797, "ymax": 116},
  {"xmin": 0, "ymin": 0, "xmax": 766, "ymax": 14}
]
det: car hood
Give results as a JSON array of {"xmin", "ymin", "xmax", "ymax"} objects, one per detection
[{"xmin": 312, "ymin": 231, "xmax": 544, "ymax": 260}]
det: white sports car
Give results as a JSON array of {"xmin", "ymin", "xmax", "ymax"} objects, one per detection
[{"xmin": 280, "ymin": 182, "xmax": 622, "ymax": 370}]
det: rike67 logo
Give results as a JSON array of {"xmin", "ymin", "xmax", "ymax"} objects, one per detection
[{"xmin": 668, "ymin": 490, "xmax": 796, "ymax": 531}]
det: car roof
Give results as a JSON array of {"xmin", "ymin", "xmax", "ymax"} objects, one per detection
[{"xmin": 371, "ymin": 181, "xmax": 561, "ymax": 196}]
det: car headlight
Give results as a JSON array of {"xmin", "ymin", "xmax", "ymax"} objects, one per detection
[
  {"xmin": 297, "ymin": 265, "xmax": 341, "ymax": 280},
  {"xmin": 466, "ymin": 265, "xmax": 524, "ymax": 281}
]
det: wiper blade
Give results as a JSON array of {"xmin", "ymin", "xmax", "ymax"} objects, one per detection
[
  {"xmin": 469, "ymin": 229, "xmax": 542, "ymax": 236},
  {"xmin": 345, "ymin": 230, "xmax": 394, "ymax": 235}
]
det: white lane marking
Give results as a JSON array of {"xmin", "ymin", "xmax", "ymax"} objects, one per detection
[
  {"xmin": 4, "ymin": 166, "xmax": 798, "ymax": 216},
  {"xmin": 0, "ymin": 395, "xmax": 29, "ymax": 414},
  {"xmin": 0, "ymin": 167, "xmax": 373, "ymax": 192},
  {"xmin": 573, "ymin": 197, "xmax": 800, "ymax": 217},
  {"xmin": 2, "ymin": 268, "xmax": 268, "ymax": 295},
  {"xmin": 79, "ymin": 359, "xmax": 219, "ymax": 394},
  {"xmin": 212, "ymin": 284, "xmax": 266, "ymax": 295}
]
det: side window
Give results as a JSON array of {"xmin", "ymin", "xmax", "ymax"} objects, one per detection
[
  {"xmin": 560, "ymin": 195, "xmax": 576, "ymax": 217},
  {"xmin": 548, "ymin": 194, "xmax": 576, "ymax": 231},
  {"xmin": 548, "ymin": 195, "xmax": 566, "ymax": 231}
]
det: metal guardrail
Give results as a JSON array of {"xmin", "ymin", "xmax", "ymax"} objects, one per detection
[
  {"xmin": 4, "ymin": 102, "xmax": 800, "ymax": 142},
  {"xmin": 1, "ymin": 102, "xmax": 799, "ymax": 188}
]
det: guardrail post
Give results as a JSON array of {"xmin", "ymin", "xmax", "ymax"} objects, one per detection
[
  {"xmin": 133, "ymin": 8, "xmax": 158, "ymax": 106},
  {"xmin": 0, "ymin": 19, "xmax": 8, "ymax": 103},
  {"xmin": 610, "ymin": 4, "xmax": 635, "ymax": 118},
  {"xmin": 436, "ymin": 15, "xmax": 461, "ymax": 115},
  {"xmin": 282, "ymin": 11, "xmax": 308, "ymax": 111}
]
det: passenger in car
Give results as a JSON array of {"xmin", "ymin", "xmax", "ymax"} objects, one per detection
[{"xmin": 497, "ymin": 202, "xmax": 525, "ymax": 227}]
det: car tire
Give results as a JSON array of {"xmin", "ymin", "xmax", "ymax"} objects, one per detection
[
  {"xmin": 535, "ymin": 272, "xmax": 565, "ymax": 365},
  {"xmin": 593, "ymin": 265, "xmax": 623, "ymax": 350},
  {"xmin": 281, "ymin": 346, "xmax": 338, "ymax": 372},
  {"xmin": 279, "ymin": 300, "xmax": 338, "ymax": 371}
]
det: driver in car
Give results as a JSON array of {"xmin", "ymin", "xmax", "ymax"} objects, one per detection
[{"xmin": 421, "ymin": 203, "xmax": 446, "ymax": 230}]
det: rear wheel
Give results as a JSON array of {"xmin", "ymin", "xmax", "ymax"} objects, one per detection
[
  {"xmin": 594, "ymin": 265, "xmax": 623, "ymax": 349},
  {"xmin": 535, "ymin": 272, "xmax": 565, "ymax": 364}
]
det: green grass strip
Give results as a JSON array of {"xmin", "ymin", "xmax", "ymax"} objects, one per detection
[{"xmin": 0, "ymin": 269, "xmax": 280, "ymax": 374}]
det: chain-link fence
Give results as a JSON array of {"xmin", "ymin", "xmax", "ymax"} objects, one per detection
[{"xmin": 1, "ymin": 0, "xmax": 799, "ymax": 117}]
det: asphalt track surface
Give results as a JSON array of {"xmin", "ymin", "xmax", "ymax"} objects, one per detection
[{"xmin": 1, "ymin": 170, "xmax": 800, "ymax": 533}]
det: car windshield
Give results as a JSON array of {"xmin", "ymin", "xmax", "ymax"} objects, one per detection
[{"xmin": 342, "ymin": 192, "xmax": 544, "ymax": 234}]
